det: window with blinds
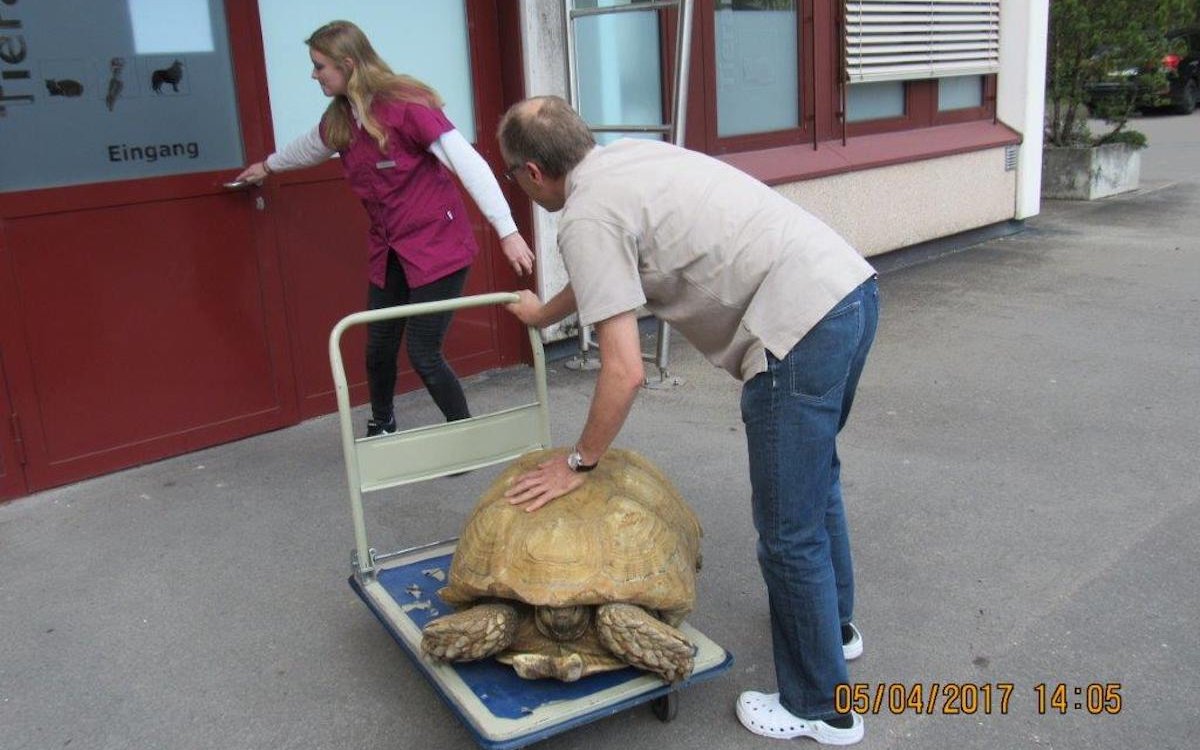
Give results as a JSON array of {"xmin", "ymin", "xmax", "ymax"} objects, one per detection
[{"xmin": 844, "ymin": 0, "xmax": 1000, "ymax": 83}]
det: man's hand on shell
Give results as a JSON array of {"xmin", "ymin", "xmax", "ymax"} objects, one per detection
[{"xmin": 503, "ymin": 454, "xmax": 583, "ymax": 512}]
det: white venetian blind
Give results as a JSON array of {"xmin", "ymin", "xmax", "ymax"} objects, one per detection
[{"xmin": 845, "ymin": 0, "xmax": 1000, "ymax": 83}]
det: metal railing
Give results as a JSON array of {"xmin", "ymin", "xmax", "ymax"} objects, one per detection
[{"xmin": 562, "ymin": 0, "xmax": 692, "ymax": 388}]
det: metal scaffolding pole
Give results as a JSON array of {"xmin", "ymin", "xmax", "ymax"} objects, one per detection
[{"xmin": 562, "ymin": 0, "xmax": 692, "ymax": 389}]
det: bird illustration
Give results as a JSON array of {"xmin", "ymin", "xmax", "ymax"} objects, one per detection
[{"xmin": 105, "ymin": 57, "xmax": 125, "ymax": 111}]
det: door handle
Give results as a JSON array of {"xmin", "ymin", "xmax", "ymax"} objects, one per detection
[{"xmin": 222, "ymin": 180, "xmax": 266, "ymax": 209}]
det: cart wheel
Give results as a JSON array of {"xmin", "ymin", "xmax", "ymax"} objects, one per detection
[{"xmin": 651, "ymin": 692, "xmax": 678, "ymax": 722}]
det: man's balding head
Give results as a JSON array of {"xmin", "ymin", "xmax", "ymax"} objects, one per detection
[{"xmin": 498, "ymin": 96, "xmax": 595, "ymax": 179}]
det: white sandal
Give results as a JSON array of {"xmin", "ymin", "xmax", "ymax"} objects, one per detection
[
  {"xmin": 843, "ymin": 622, "xmax": 863, "ymax": 661},
  {"xmin": 736, "ymin": 691, "xmax": 864, "ymax": 745}
]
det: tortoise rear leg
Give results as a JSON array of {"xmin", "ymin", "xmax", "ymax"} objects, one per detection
[
  {"xmin": 421, "ymin": 602, "xmax": 519, "ymax": 662},
  {"xmin": 595, "ymin": 603, "xmax": 695, "ymax": 683}
]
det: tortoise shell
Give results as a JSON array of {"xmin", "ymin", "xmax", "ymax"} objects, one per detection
[{"xmin": 438, "ymin": 448, "xmax": 702, "ymax": 620}]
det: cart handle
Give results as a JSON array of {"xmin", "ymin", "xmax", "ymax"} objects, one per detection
[{"xmin": 329, "ymin": 292, "xmax": 551, "ymax": 581}]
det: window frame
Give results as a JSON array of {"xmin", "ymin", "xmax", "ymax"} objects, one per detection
[
  {"xmin": 687, "ymin": 0, "xmax": 998, "ymax": 155},
  {"xmin": 931, "ymin": 74, "xmax": 996, "ymax": 125},
  {"xmin": 841, "ymin": 75, "xmax": 995, "ymax": 136},
  {"xmin": 697, "ymin": 0, "xmax": 816, "ymax": 155}
]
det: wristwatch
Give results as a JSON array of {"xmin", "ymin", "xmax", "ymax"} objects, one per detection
[{"xmin": 566, "ymin": 446, "xmax": 597, "ymax": 473}]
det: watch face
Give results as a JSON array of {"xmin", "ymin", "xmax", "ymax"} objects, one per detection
[{"xmin": 567, "ymin": 450, "xmax": 595, "ymax": 472}]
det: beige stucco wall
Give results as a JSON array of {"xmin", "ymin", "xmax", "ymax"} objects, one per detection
[{"xmin": 774, "ymin": 147, "xmax": 1018, "ymax": 258}]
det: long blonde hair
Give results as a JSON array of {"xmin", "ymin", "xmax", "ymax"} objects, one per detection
[{"xmin": 306, "ymin": 20, "xmax": 444, "ymax": 153}]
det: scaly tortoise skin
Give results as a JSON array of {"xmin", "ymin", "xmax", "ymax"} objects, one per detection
[{"xmin": 421, "ymin": 448, "xmax": 703, "ymax": 683}]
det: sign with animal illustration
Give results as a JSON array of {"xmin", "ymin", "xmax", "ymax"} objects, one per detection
[
  {"xmin": 0, "ymin": 0, "xmax": 243, "ymax": 193},
  {"xmin": 150, "ymin": 58, "xmax": 186, "ymax": 94}
]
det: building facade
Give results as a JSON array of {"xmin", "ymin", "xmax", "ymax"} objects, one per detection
[{"xmin": 0, "ymin": 0, "xmax": 1047, "ymax": 500}]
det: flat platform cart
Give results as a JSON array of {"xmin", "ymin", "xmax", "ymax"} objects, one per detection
[{"xmin": 329, "ymin": 293, "xmax": 733, "ymax": 750}]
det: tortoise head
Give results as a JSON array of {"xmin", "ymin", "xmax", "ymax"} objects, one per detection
[{"xmin": 533, "ymin": 605, "xmax": 591, "ymax": 642}]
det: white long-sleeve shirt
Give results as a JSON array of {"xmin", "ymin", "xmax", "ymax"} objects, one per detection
[{"xmin": 265, "ymin": 125, "xmax": 518, "ymax": 240}]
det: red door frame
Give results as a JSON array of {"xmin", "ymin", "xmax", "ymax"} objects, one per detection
[
  {"xmin": 0, "ymin": 176, "xmax": 32, "ymax": 501},
  {"xmin": 0, "ymin": 278, "xmax": 28, "ymax": 501},
  {"xmin": 466, "ymin": 0, "xmax": 535, "ymax": 370}
]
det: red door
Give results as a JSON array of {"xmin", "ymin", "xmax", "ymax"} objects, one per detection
[
  {"xmin": 0, "ymin": 1, "xmax": 296, "ymax": 492},
  {"xmin": 0, "ymin": 1, "xmax": 529, "ymax": 498}
]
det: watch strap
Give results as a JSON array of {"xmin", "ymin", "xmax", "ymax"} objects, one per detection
[{"xmin": 567, "ymin": 447, "xmax": 597, "ymax": 472}]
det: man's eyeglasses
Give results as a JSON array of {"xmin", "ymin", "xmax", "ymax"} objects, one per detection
[{"xmin": 503, "ymin": 163, "xmax": 525, "ymax": 182}]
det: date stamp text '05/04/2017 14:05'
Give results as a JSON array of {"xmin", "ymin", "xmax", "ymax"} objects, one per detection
[{"xmin": 835, "ymin": 682, "xmax": 1124, "ymax": 716}]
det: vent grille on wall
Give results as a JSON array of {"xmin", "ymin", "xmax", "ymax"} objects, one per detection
[{"xmin": 1005, "ymin": 144, "xmax": 1019, "ymax": 171}]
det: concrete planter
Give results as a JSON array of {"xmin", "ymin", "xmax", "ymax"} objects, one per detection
[{"xmin": 1041, "ymin": 143, "xmax": 1142, "ymax": 200}]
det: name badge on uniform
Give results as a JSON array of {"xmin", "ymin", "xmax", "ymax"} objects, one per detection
[{"xmin": 376, "ymin": 160, "xmax": 396, "ymax": 169}]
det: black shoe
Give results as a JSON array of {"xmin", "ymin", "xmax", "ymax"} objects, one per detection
[{"xmin": 365, "ymin": 417, "xmax": 396, "ymax": 438}]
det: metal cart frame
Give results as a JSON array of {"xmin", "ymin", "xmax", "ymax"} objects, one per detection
[{"xmin": 328, "ymin": 293, "xmax": 732, "ymax": 749}]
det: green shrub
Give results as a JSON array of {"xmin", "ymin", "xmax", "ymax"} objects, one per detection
[
  {"xmin": 1095, "ymin": 129, "xmax": 1149, "ymax": 149},
  {"xmin": 1045, "ymin": 0, "xmax": 1193, "ymax": 148}
]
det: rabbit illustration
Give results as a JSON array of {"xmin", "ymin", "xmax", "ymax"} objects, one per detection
[{"xmin": 45, "ymin": 79, "xmax": 84, "ymax": 97}]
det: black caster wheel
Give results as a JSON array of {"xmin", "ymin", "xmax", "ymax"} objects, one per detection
[{"xmin": 651, "ymin": 692, "xmax": 678, "ymax": 722}]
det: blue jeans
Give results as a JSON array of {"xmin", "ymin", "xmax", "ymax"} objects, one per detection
[{"xmin": 740, "ymin": 276, "xmax": 879, "ymax": 720}]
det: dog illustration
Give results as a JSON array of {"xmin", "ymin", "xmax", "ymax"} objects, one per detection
[
  {"xmin": 151, "ymin": 60, "xmax": 184, "ymax": 94},
  {"xmin": 45, "ymin": 79, "xmax": 84, "ymax": 97}
]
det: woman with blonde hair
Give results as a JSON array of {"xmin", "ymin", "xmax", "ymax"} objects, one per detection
[{"xmin": 236, "ymin": 20, "xmax": 534, "ymax": 436}]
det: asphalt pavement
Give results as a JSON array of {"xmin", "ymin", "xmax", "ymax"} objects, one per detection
[{"xmin": 1, "ymin": 111, "xmax": 1197, "ymax": 750}]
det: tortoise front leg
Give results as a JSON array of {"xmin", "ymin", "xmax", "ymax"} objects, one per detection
[
  {"xmin": 421, "ymin": 602, "xmax": 519, "ymax": 662},
  {"xmin": 595, "ymin": 603, "xmax": 695, "ymax": 683}
]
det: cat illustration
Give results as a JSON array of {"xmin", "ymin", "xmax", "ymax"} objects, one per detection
[
  {"xmin": 106, "ymin": 57, "xmax": 126, "ymax": 111},
  {"xmin": 151, "ymin": 59, "xmax": 184, "ymax": 94},
  {"xmin": 45, "ymin": 79, "xmax": 84, "ymax": 97}
]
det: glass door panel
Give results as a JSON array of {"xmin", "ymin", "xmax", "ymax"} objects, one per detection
[
  {"xmin": 572, "ymin": 0, "xmax": 665, "ymax": 145},
  {"xmin": 256, "ymin": 1, "xmax": 477, "ymax": 145},
  {"xmin": 0, "ymin": 0, "xmax": 244, "ymax": 192}
]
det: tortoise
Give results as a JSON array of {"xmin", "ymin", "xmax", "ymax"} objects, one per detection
[{"xmin": 421, "ymin": 448, "xmax": 702, "ymax": 683}]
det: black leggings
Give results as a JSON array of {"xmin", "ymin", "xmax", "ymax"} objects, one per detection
[{"xmin": 366, "ymin": 252, "xmax": 470, "ymax": 422}]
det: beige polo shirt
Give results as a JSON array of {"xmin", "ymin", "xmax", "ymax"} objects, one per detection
[{"xmin": 559, "ymin": 139, "xmax": 875, "ymax": 381}]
